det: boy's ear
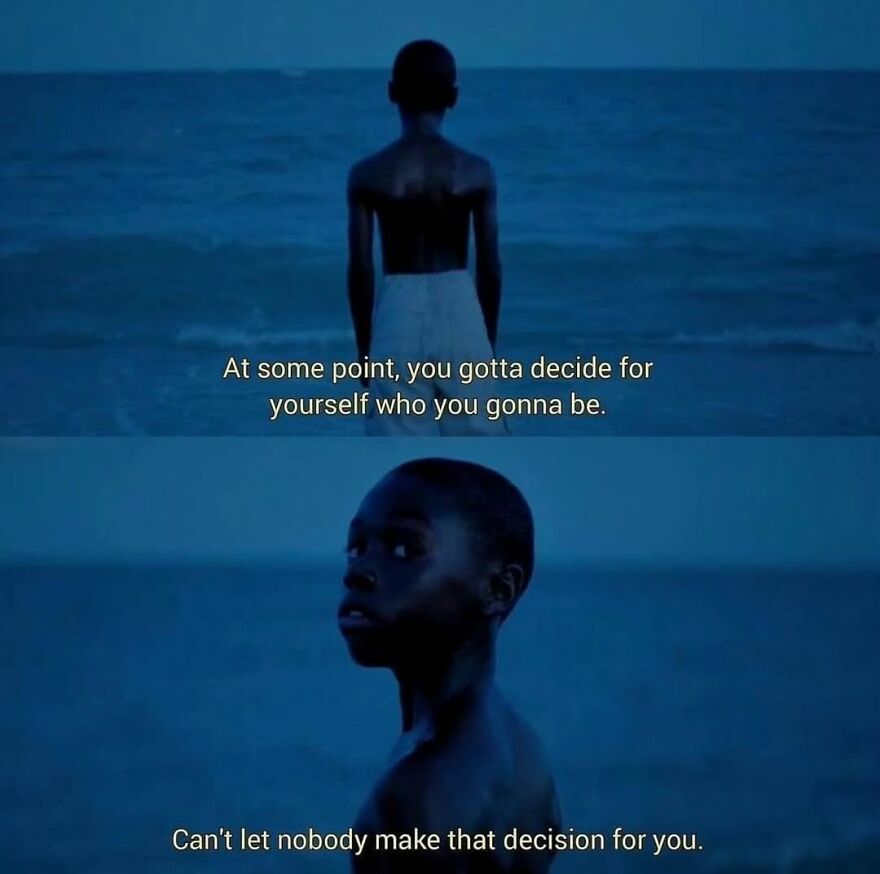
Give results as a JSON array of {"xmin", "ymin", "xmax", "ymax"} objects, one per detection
[
  {"xmin": 447, "ymin": 86, "xmax": 459, "ymax": 109},
  {"xmin": 388, "ymin": 81, "xmax": 399, "ymax": 105},
  {"xmin": 484, "ymin": 562, "xmax": 525, "ymax": 619}
]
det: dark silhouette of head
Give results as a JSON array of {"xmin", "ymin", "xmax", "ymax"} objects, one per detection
[
  {"xmin": 339, "ymin": 458, "xmax": 535, "ymax": 668},
  {"xmin": 389, "ymin": 40, "xmax": 458, "ymax": 114}
]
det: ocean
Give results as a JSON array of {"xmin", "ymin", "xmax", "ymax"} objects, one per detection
[
  {"xmin": 1, "ymin": 69, "xmax": 878, "ymax": 434},
  {"xmin": 2, "ymin": 563, "xmax": 879, "ymax": 872}
]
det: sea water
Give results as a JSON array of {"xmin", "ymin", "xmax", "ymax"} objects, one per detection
[
  {"xmin": 2, "ymin": 563, "xmax": 879, "ymax": 872},
  {"xmin": 1, "ymin": 70, "xmax": 878, "ymax": 434}
]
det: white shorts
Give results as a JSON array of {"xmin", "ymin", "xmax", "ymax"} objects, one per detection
[{"xmin": 366, "ymin": 270, "xmax": 506, "ymax": 436}]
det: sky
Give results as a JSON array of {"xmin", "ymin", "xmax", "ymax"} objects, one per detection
[
  {"xmin": 1, "ymin": 438, "xmax": 877, "ymax": 567},
  {"xmin": 1, "ymin": 0, "xmax": 879, "ymax": 72}
]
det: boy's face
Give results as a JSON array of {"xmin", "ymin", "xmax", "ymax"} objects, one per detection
[{"xmin": 339, "ymin": 471, "xmax": 490, "ymax": 667}]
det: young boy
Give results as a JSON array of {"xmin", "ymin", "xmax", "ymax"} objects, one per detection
[
  {"xmin": 347, "ymin": 41, "xmax": 506, "ymax": 436},
  {"xmin": 338, "ymin": 458, "xmax": 560, "ymax": 872}
]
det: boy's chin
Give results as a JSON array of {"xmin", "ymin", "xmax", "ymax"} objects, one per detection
[{"xmin": 345, "ymin": 638, "xmax": 394, "ymax": 668}]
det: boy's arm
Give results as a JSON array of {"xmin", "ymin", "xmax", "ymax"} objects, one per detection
[
  {"xmin": 472, "ymin": 162, "xmax": 502, "ymax": 352},
  {"xmin": 347, "ymin": 165, "xmax": 374, "ymax": 368}
]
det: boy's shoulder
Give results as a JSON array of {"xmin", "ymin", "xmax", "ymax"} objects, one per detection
[
  {"xmin": 364, "ymin": 695, "xmax": 555, "ymax": 833},
  {"xmin": 454, "ymin": 144, "xmax": 495, "ymax": 188},
  {"xmin": 347, "ymin": 140, "xmax": 495, "ymax": 193},
  {"xmin": 363, "ymin": 733, "xmax": 493, "ymax": 835},
  {"xmin": 346, "ymin": 146, "xmax": 390, "ymax": 191}
]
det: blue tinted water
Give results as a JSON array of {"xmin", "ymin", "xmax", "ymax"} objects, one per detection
[
  {"xmin": 1, "ymin": 70, "xmax": 878, "ymax": 433},
  {"xmin": 2, "ymin": 564, "xmax": 879, "ymax": 871}
]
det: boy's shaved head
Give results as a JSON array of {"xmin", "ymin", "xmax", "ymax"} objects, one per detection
[
  {"xmin": 390, "ymin": 40, "xmax": 458, "ymax": 114},
  {"xmin": 392, "ymin": 457, "xmax": 534, "ymax": 586},
  {"xmin": 341, "ymin": 458, "xmax": 534, "ymax": 667}
]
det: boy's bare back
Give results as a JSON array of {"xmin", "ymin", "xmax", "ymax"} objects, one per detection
[
  {"xmin": 346, "ymin": 39, "xmax": 503, "ymax": 375},
  {"xmin": 348, "ymin": 133, "xmax": 497, "ymax": 276}
]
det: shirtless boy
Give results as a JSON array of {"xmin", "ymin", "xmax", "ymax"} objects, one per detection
[
  {"xmin": 347, "ymin": 41, "xmax": 505, "ymax": 435},
  {"xmin": 338, "ymin": 458, "xmax": 560, "ymax": 872}
]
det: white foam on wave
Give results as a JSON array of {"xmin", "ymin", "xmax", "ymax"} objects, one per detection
[
  {"xmin": 669, "ymin": 318, "xmax": 879, "ymax": 355},
  {"xmin": 175, "ymin": 325, "xmax": 351, "ymax": 348},
  {"xmin": 710, "ymin": 815, "xmax": 880, "ymax": 873}
]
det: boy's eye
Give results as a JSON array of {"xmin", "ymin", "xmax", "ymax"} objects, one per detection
[
  {"xmin": 345, "ymin": 542, "xmax": 365, "ymax": 559},
  {"xmin": 388, "ymin": 537, "xmax": 425, "ymax": 560}
]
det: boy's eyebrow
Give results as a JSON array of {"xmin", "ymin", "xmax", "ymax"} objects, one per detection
[
  {"xmin": 387, "ymin": 508, "xmax": 431, "ymax": 523},
  {"xmin": 349, "ymin": 508, "xmax": 432, "ymax": 529}
]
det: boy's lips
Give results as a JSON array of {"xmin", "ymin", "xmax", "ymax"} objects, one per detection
[{"xmin": 338, "ymin": 603, "xmax": 381, "ymax": 633}]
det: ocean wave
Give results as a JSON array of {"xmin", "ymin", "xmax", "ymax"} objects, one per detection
[
  {"xmin": 667, "ymin": 319, "xmax": 880, "ymax": 355},
  {"xmin": 254, "ymin": 133, "xmax": 309, "ymax": 147},
  {"xmin": 711, "ymin": 825, "xmax": 880, "ymax": 873},
  {"xmin": 0, "ymin": 232, "xmax": 340, "ymax": 261},
  {"xmin": 175, "ymin": 325, "xmax": 350, "ymax": 348},
  {"xmin": 503, "ymin": 233, "xmax": 880, "ymax": 273},
  {"xmin": 2, "ymin": 235, "xmax": 877, "ymax": 358},
  {"xmin": 51, "ymin": 147, "xmax": 127, "ymax": 164},
  {"xmin": 0, "ymin": 324, "xmax": 352, "ymax": 351},
  {"xmin": 236, "ymin": 156, "xmax": 291, "ymax": 174},
  {"xmin": 0, "ymin": 329, "xmax": 121, "ymax": 350},
  {"xmin": 0, "ymin": 233, "xmax": 341, "ymax": 307},
  {"xmin": 232, "ymin": 189, "xmax": 316, "ymax": 206}
]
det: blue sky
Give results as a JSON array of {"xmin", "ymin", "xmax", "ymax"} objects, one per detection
[
  {"xmin": 1, "ymin": 0, "xmax": 879, "ymax": 71},
  {"xmin": 1, "ymin": 438, "xmax": 877, "ymax": 567}
]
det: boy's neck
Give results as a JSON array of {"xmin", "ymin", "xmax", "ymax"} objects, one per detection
[
  {"xmin": 399, "ymin": 111, "xmax": 445, "ymax": 138},
  {"xmin": 394, "ymin": 631, "xmax": 496, "ymax": 735}
]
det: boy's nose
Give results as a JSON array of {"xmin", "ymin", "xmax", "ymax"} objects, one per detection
[{"xmin": 343, "ymin": 568, "xmax": 378, "ymax": 593}]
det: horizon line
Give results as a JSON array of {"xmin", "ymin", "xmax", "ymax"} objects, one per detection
[
  {"xmin": 1, "ymin": 556, "xmax": 877, "ymax": 574},
  {"xmin": 1, "ymin": 64, "xmax": 879, "ymax": 76}
]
